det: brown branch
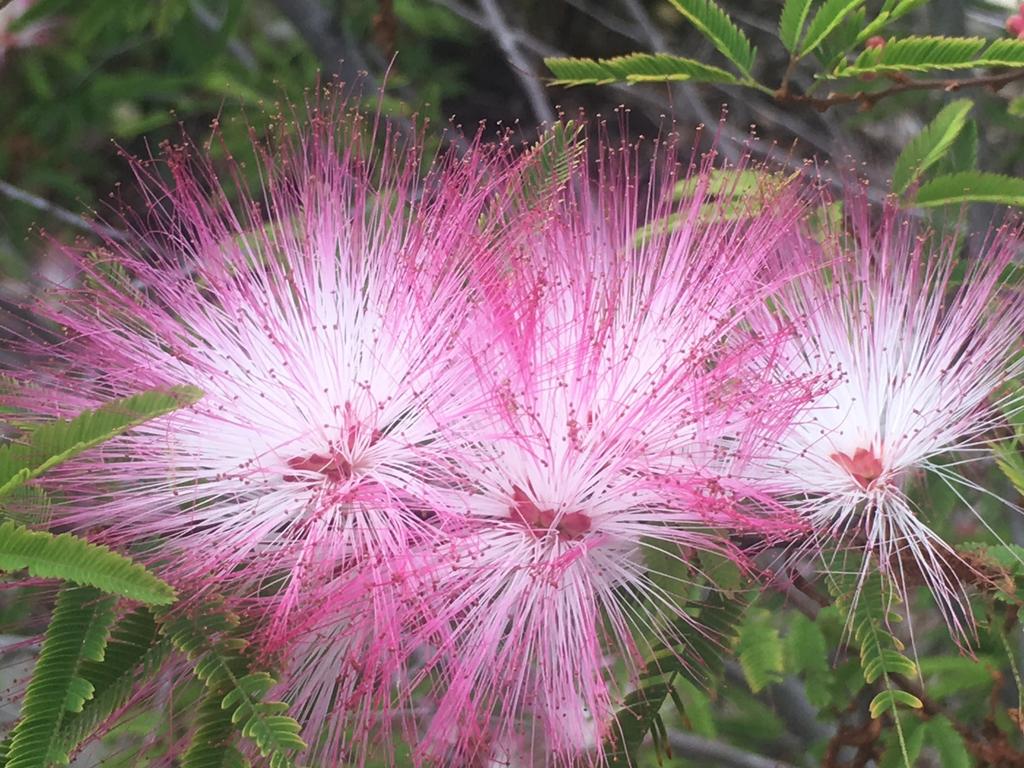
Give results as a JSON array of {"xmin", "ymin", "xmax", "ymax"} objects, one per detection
[
  {"xmin": 776, "ymin": 68, "xmax": 1024, "ymax": 112},
  {"xmin": 0, "ymin": 179, "xmax": 131, "ymax": 243}
]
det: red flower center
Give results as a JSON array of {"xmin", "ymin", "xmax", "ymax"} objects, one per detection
[
  {"xmin": 830, "ymin": 447, "xmax": 884, "ymax": 490},
  {"xmin": 285, "ymin": 452, "xmax": 353, "ymax": 483},
  {"xmin": 284, "ymin": 422, "xmax": 383, "ymax": 484},
  {"xmin": 509, "ymin": 485, "xmax": 591, "ymax": 541}
]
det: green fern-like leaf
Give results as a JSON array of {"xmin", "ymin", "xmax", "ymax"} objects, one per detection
[
  {"xmin": 6, "ymin": 586, "xmax": 117, "ymax": 768},
  {"xmin": 735, "ymin": 608, "xmax": 784, "ymax": 693},
  {"xmin": 665, "ymin": 0, "xmax": 755, "ymax": 76},
  {"xmin": 182, "ymin": 691, "xmax": 251, "ymax": 768},
  {"xmin": 856, "ymin": 0, "xmax": 929, "ymax": 43},
  {"xmin": 832, "ymin": 36, "xmax": 987, "ymax": 76},
  {"xmin": 56, "ymin": 608, "xmax": 173, "ymax": 756},
  {"xmin": 931, "ymin": 117, "xmax": 978, "ymax": 177},
  {"xmin": 165, "ymin": 609, "xmax": 306, "ymax": 766},
  {"xmin": 779, "ymin": 0, "xmax": 813, "ymax": 52},
  {"xmin": 607, "ymin": 680, "xmax": 676, "ymax": 766},
  {"xmin": 829, "ymin": 575, "xmax": 923, "ymax": 717},
  {"xmin": 785, "ymin": 613, "xmax": 831, "ymax": 708},
  {"xmin": 869, "ymin": 689, "xmax": 924, "ymax": 718},
  {"xmin": 891, "ymin": 99, "xmax": 973, "ymax": 194},
  {"xmin": 545, "ymin": 53, "xmax": 739, "ymax": 86},
  {"xmin": 980, "ymin": 38, "xmax": 1024, "ymax": 67},
  {"xmin": 605, "ymin": 590, "xmax": 750, "ymax": 766},
  {"xmin": 912, "ymin": 171, "xmax": 1024, "ymax": 208},
  {"xmin": 813, "ymin": 8, "xmax": 865, "ymax": 69},
  {"xmin": 925, "ymin": 716, "xmax": 970, "ymax": 768},
  {"xmin": 0, "ymin": 385, "xmax": 202, "ymax": 497},
  {"xmin": 800, "ymin": 0, "xmax": 866, "ymax": 58},
  {"xmin": 0, "ymin": 519, "xmax": 176, "ymax": 604},
  {"xmin": 517, "ymin": 121, "xmax": 584, "ymax": 200}
]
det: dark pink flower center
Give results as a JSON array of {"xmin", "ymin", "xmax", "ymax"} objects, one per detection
[
  {"xmin": 285, "ymin": 452, "xmax": 353, "ymax": 483},
  {"xmin": 509, "ymin": 485, "xmax": 591, "ymax": 541},
  {"xmin": 284, "ymin": 423, "xmax": 383, "ymax": 484},
  {"xmin": 830, "ymin": 447, "xmax": 884, "ymax": 490}
]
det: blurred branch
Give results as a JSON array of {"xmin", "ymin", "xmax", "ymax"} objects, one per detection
[
  {"xmin": 429, "ymin": 0, "xmax": 888, "ymax": 201},
  {"xmin": 476, "ymin": 0, "xmax": 556, "ymax": 124},
  {"xmin": 0, "ymin": 180, "xmax": 129, "ymax": 243},
  {"xmin": 565, "ymin": 0, "xmax": 639, "ymax": 41},
  {"xmin": 189, "ymin": 0, "xmax": 257, "ymax": 72},
  {"xmin": 271, "ymin": 0, "xmax": 471, "ymax": 153},
  {"xmin": 619, "ymin": 0, "xmax": 740, "ymax": 162},
  {"xmin": 270, "ymin": 0, "xmax": 366, "ymax": 82},
  {"xmin": 667, "ymin": 730, "xmax": 800, "ymax": 768}
]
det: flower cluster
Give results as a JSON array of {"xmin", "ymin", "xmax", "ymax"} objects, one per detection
[{"xmin": 7, "ymin": 107, "xmax": 1024, "ymax": 765}]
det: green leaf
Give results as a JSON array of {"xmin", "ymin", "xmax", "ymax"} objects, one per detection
[
  {"xmin": 674, "ymin": 168, "xmax": 771, "ymax": 200},
  {"xmin": 833, "ymin": 36, "xmax": 986, "ymax": 76},
  {"xmin": 879, "ymin": 714, "xmax": 925, "ymax": 768},
  {"xmin": 56, "ymin": 608, "xmax": 173, "ymax": 755},
  {"xmin": 869, "ymin": 689, "xmax": 923, "ymax": 718},
  {"xmin": 856, "ymin": 0, "xmax": 929, "ymax": 43},
  {"xmin": 917, "ymin": 655, "xmax": 996, "ymax": 698},
  {"xmin": 605, "ymin": 591, "xmax": 749, "ymax": 765},
  {"xmin": 0, "ymin": 385, "xmax": 202, "ymax": 497},
  {"xmin": 665, "ymin": 0, "xmax": 755, "ymax": 76},
  {"xmin": 932, "ymin": 118, "xmax": 978, "ymax": 177},
  {"xmin": 697, "ymin": 548, "xmax": 743, "ymax": 592},
  {"xmin": 800, "ymin": 0, "xmax": 866, "ymax": 58},
  {"xmin": 6, "ymin": 586, "xmax": 117, "ymax": 768},
  {"xmin": 913, "ymin": 172, "xmax": 1024, "ymax": 208},
  {"xmin": 814, "ymin": 9, "xmax": 864, "ymax": 69},
  {"xmin": 785, "ymin": 614, "xmax": 831, "ymax": 707},
  {"xmin": 182, "ymin": 691, "xmax": 251, "ymax": 768},
  {"xmin": 672, "ymin": 679, "xmax": 716, "ymax": 737},
  {"xmin": 926, "ymin": 717, "xmax": 969, "ymax": 768},
  {"xmin": 891, "ymin": 99, "xmax": 973, "ymax": 194},
  {"xmin": 736, "ymin": 608, "xmax": 784, "ymax": 693},
  {"xmin": 994, "ymin": 442, "xmax": 1024, "ymax": 497},
  {"xmin": 979, "ymin": 38, "xmax": 1024, "ymax": 67},
  {"xmin": 0, "ymin": 519, "xmax": 177, "ymax": 604},
  {"xmin": 165, "ymin": 609, "xmax": 307, "ymax": 766},
  {"xmin": 544, "ymin": 53, "xmax": 739, "ymax": 87},
  {"xmin": 637, "ymin": 168, "xmax": 797, "ymax": 244},
  {"xmin": 642, "ymin": 538, "xmax": 692, "ymax": 607},
  {"xmin": 779, "ymin": 0, "xmax": 813, "ymax": 52},
  {"xmin": 829, "ymin": 574, "xmax": 923, "ymax": 724},
  {"xmin": 607, "ymin": 681, "xmax": 673, "ymax": 766}
]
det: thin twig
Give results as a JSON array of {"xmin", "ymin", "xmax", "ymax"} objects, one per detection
[
  {"xmin": 428, "ymin": 0, "xmax": 892, "ymax": 204},
  {"xmin": 271, "ymin": 0, "xmax": 371, "ymax": 83},
  {"xmin": 0, "ymin": 180, "xmax": 130, "ymax": 243},
  {"xmin": 667, "ymin": 730, "xmax": 800, "ymax": 768},
  {"xmin": 189, "ymin": 0, "xmax": 258, "ymax": 72},
  {"xmin": 777, "ymin": 68, "xmax": 1024, "ymax": 111},
  {"xmin": 476, "ymin": 0, "xmax": 556, "ymax": 124},
  {"xmin": 271, "ymin": 0, "xmax": 471, "ymax": 153},
  {"xmin": 619, "ymin": 0, "xmax": 741, "ymax": 162}
]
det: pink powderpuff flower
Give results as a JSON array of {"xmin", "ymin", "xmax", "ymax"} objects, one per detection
[
  {"xmin": 0, "ymin": 0, "xmax": 59, "ymax": 65},
  {"xmin": 5, "ymin": 102, "xmax": 511, "ymax": 759},
  {"xmin": 414, "ymin": 138, "xmax": 816, "ymax": 765},
  {"xmin": 751, "ymin": 196, "xmax": 1024, "ymax": 644}
]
